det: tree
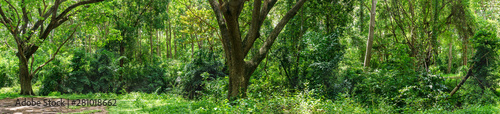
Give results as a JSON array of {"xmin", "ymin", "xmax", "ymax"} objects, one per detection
[
  {"xmin": 207, "ymin": 0, "xmax": 307, "ymax": 100},
  {"xmin": 364, "ymin": 0, "xmax": 376, "ymax": 68},
  {"xmin": 0, "ymin": 0, "xmax": 104, "ymax": 95}
]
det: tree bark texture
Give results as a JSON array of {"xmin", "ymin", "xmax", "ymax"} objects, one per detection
[{"xmin": 364, "ymin": 0, "xmax": 377, "ymax": 68}]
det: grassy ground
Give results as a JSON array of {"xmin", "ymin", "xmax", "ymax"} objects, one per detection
[{"xmin": 1, "ymin": 85, "xmax": 499, "ymax": 113}]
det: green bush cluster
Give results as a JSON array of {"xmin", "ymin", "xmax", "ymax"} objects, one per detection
[
  {"xmin": 122, "ymin": 58, "xmax": 170, "ymax": 93},
  {"xmin": 39, "ymin": 48, "xmax": 171, "ymax": 95},
  {"xmin": 0, "ymin": 65, "xmax": 11, "ymax": 88},
  {"xmin": 182, "ymin": 49, "xmax": 226, "ymax": 99},
  {"xmin": 0, "ymin": 50, "xmax": 18, "ymax": 89},
  {"xmin": 271, "ymin": 31, "xmax": 347, "ymax": 98},
  {"xmin": 470, "ymin": 29, "xmax": 499, "ymax": 90}
]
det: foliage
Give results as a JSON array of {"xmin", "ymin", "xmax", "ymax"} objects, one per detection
[
  {"xmin": 302, "ymin": 31, "xmax": 346, "ymax": 98},
  {"xmin": 1, "ymin": 0, "xmax": 500, "ymax": 113},
  {"xmin": 470, "ymin": 29, "xmax": 500, "ymax": 90},
  {"xmin": 122, "ymin": 58, "xmax": 170, "ymax": 93},
  {"xmin": 182, "ymin": 49, "xmax": 226, "ymax": 99},
  {"xmin": 0, "ymin": 65, "xmax": 12, "ymax": 88},
  {"xmin": 2, "ymin": 87, "xmax": 499, "ymax": 113},
  {"xmin": 39, "ymin": 59, "xmax": 67, "ymax": 96},
  {"xmin": 273, "ymin": 31, "xmax": 347, "ymax": 98},
  {"xmin": 353, "ymin": 68, "xmax": 450, "ymax": 111},
  {"xmin": 39, "ymin": 48, "xmax": 170, "ymax": 95}
]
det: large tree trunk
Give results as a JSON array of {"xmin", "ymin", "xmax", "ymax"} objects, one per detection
[
  {"xmin": 208, "ymin": 0, "xmax": 306, "ymax": 101},
  {"xmin": 18, "ymin": 55, "xmax": 34, "ymax": 95},
  {"xmin": 364, "ymin": 0, "xmax": 377, "ymax": 68},
  {"xmin": 227, "ymin": 58, "xmax": 249, "ymax": 100}
]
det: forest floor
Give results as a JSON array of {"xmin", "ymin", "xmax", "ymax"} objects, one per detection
[
  {"xmin": 1, "ymin": 86, "xmax": 499, "ymax": 113},
  {"xmin": 0, "ymin": 97, "xmax": 106, "ymax": 113},
  {"xmin": 442, "ymin": 73, "xmax": 461, "ymax": 79}
]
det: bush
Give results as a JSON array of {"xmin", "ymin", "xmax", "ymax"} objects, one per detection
[
  {"xmin": 39, "ymin": 59, "xmax": 67, "ymax": 95},
  {"xmin": 470, "ymin": 29, "xmax": 499, "ymax": 90},
  {"xmin": 0, "ymin": 65, "xmax": 11, "ymax": 88},
  {"xmin": 352, "ymin": 68, "xmax": 449, "ymax": 112},
  {"xmin": 0, "ymin": 50, "xmax": 17, "ymax": 89},
  {"xmin": 40, "ymin": 48, "xmax": 170, "ymax": 95},
  {"xmin": 182, "ymin": 49, "xmax": 226, "ymax": 99},
  {"xmin": 272, "ymin": 31, "xmax": 346, "ymax": 98},
  {"xmin": 123, "ymin": 59, "xmax": 169, "ymax": 93}
]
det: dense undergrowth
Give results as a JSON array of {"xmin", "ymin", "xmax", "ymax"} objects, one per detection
[
  {"xmin": 1, "ymin": 31, "xmax": 500, "ymax": 113},
  {"xmin": 1, "ymin": 83, "xmax": 499, "ymax": 113}
]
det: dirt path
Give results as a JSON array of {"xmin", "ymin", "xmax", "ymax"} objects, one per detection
[{"xmin": 0, "ymin": 97, "xmax": 108, "ymax": 114}]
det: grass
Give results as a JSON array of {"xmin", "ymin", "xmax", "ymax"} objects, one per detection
[
  {"xmin": 421, "ymin": 104, "xmax": 500, "ymax": 113},
  {"xmin": 1, "ymin": 86, "xmax": 499, "ymax": 113},
  {"xmin": 73, "ymin": 110, "xmax": 102, "ymax": 114},
  {"xmin": 441, "ymin": 73, "xmax": 459, "ymax": 78}
]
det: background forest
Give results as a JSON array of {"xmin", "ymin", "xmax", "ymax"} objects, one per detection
[{"xmin": 1, "ymin": 0, "xmax": 500, "ymax": 113}]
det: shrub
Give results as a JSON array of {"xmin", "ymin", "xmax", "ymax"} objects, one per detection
[
  {"xmin": 39, "ymin": 59, "xmax": 68, "ymax": 95},
  {"xmin": 182, "ymin": 49, "xmax": 226, "ymax": 99},
  {"xmin": 0, "ymin": 65, "xmax": 11, "ymax": 88},
  {"xmin": 40, "ymin": 48, "xmax": 169, "ymax": 95},
  {"xmin": 470, "ymin": 29, "xmax": 499, "ymax": 90},
  {"xmin": 353, "ymin": 68, "xmax": 449, "ymax": 111},
  {"xmin": 124, "ymin": 59, "xmax": 169, "ymax": 93}
]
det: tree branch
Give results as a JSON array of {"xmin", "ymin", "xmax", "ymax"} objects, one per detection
[
  {"xmin": 0, "ymin": 5, "xmax": 13, "ymax": 32},
  {"xmin": 25, "ymin": 0, "xmax": 104, "ymax": 59},
  {"xmin": 3, "ymin": 0, "xmax": 22, "ymax": 36},
  {"xmin": 55, "ymin": 0, "xmax": 104, "ymax": 21},
  {"xmin": 209, "ymin": 0, "xmax": 232, "ymax": 59},
  {"xmin": 247, "ymin": 0, "xmax": 307, "ymax": 77},
  {"xmin": 21, "ymin": 0, "xmax": 29, "ymax": 35},
  {"xmin": 242, "ymin": 0, "xmax": 262, "ymax": 57},
  {"xmin": 181, "ymin": 2, "xmax": 221, "ymax": 39},
  {"xmin": 242, "ymin": 0, "xmax": 278, "ymax": 57},
  {"xmin": 29, "ymin": 26, "xmax": 78, "ymax": 77}
]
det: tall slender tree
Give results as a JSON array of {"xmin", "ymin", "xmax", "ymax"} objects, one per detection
[{"xmin": 364, "ymin": 0, "xmax": 377, "ymax": 68}]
